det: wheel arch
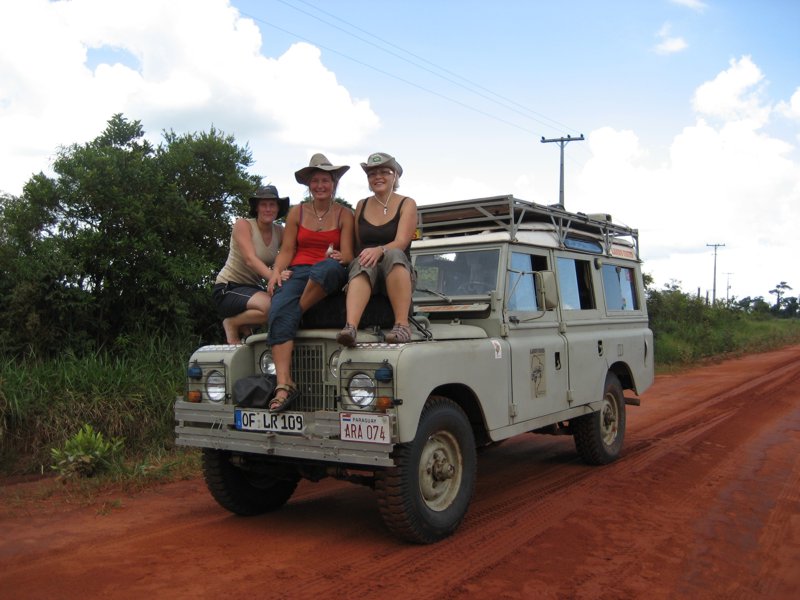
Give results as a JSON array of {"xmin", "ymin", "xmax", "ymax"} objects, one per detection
[
  {"xmin": 429, "ymin": 383, "xmax": 491, "ymax": 447},
  {"xmin": 608, "ymin": 360, "xmax": 636, "ymax": 392}
]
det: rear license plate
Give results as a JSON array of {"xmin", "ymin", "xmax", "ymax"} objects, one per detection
[
  {"xmin": 234, "ymin": 409, "xmax": 304, "ymax": 433},
  {"xmin": 339, "ymin": 412, "xmax": 391, "ymax": 444}
]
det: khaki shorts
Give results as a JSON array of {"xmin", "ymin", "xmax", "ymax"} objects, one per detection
[{"xmin": 347, "ymin": 247, "xmax": 416, "ymax": 293}]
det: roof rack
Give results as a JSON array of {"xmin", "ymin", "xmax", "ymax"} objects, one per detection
[{"xmin": 416, "ymin": 195, "xmax": 640, "ymax": 260}]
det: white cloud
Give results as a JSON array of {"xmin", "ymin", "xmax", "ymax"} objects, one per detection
[
  {"xmin": 0, "ymin": 0, "xmax": 378, "ymax": 196},
  {"xmin": 777, "ymin": 88, "xmax": 800, "ymax": 121},
  {"xmin": 574, "ymin": 56, "xmax": 800, "ymax": 299},
  {"xmin": 670, "ymin": 0, "xmax": 708, "ymax": 12},
  {"xmin": 654, "ymin": 23, "xmax": 688, "ymax": 55},
  {"xmin": 693, "ymin": 56, "xmax": 769, "ymax": 124}
]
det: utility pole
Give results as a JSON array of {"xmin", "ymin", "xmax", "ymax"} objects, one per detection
[
  {"xmin": 541, "ymin": 134, "xmax": 584, "ymax": 209},
  {"xmin": 706, "ymin": 243, "xmax": 725, "ymax": 304},
  {"xmin": 724, "ymin": 272, "xmax": 734, "ymax": 303}
]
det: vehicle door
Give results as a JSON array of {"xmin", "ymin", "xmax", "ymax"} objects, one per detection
[
  {"xmin": 554, "ymin": 251, "xmax": 606, "ymax": 406},
  {"xmin": 504, "ymin": 247, "xmax": 568, "ymax": 421}
]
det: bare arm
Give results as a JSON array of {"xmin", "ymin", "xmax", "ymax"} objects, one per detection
[
  {"xmin": 232, "ymin": 219, "xmax": 274, "ymax": 281},
  {"xmin": 267, "ymin": 207, "xmax": 299, "ymax": 292}
]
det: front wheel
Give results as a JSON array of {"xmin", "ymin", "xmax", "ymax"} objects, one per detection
[
  {"xmin": 202, "ymin": 449, "xmax": 298, "ymax": 516},
  {"xmin": 572, "ymin": 373, "xmax": 626, "ymax": 465},
  {"xmin": 375, "ymin": 396, "xmax": 477, "ymax": 544}
]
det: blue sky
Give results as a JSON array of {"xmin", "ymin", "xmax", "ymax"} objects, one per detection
[{"xmin": 1, "ymin": 0, "xmax": 799, "ymax": 301}]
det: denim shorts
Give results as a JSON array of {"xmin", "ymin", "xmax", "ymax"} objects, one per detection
[{"xmin": 267, "ymin": 259, "xmax": 347, "ymax": 345}]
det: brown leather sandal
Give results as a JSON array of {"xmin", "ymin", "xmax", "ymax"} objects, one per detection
[{"xmin": 268, "ymin": 383, "xmax": 300, "ymax": 413}]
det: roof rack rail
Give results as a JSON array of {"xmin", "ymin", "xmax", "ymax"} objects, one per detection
[{"xmin": 416, "ymin": 195, "xmax": 640, "ymax": 260}]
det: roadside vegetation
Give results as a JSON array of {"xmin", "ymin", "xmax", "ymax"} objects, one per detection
[{"xmin": 1, "ymin": 115, "xmax": 798, "ymax": 480}]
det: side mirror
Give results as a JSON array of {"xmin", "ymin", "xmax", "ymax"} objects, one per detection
[{"xmin": 535, "ymin": 271, "xmax": 558, "ymax": 310}]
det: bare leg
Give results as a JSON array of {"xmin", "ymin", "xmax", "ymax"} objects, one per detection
[
  {"xmin": 298, "ymin": 279, "xmax": 328, "ymax": 313},
  {"xmin": 270, "ymin": 339, "xmax": 295, "ymax": 402},
  {"xmin": 344, "ymin": 273, "xmax": 372, "ymax": 328},
  {"xmin": 385, "ymin": 265, "xmax": 412, "ymax": 326},
  {"xmin": 222, "ymin": 292, "xmax": 271, "ymax": 343}
]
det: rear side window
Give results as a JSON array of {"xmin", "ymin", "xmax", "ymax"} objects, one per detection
[
  {"xmin": 602, "ymin": 265, "xmax": 639, "ymax": 311},
  {"xmin": 557, "ymin": 257, "xmax": 595, "ymax": 310}
]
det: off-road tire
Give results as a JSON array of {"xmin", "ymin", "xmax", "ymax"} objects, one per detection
[
  {"xmin": 202, "ymin": 448, "xmax": 298, "ymax": 516},
  {"xmin": 573, "ymin": 372, "xmax": 626, "ymax": 465},
  {"xmin": 374, "ymin": 396, "xmax": 476, "ymax": 544}
]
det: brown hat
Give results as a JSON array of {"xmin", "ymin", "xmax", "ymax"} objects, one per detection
[
  {"xmin": 248, "ymin": 185, "xmax": 290, "ymax": 219},
  {"xmin": 360, "ymin": 152, "xmax": 403, "ymax": 177},
  {"xmin": 294, "ymin": 153, "xmax": 350, "ymax": 185}
]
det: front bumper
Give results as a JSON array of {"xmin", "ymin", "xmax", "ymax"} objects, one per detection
[{"xmin": 174, "ymin": 400, "xmax": 396, "ymax": 467}]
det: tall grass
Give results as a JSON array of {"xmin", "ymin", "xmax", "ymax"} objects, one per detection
[{"xmin": 0, "ymin": 333, "xmax": 198, "ymax": 474}]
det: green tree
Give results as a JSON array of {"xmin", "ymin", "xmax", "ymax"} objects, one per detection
[
  {"xmin": 769, "ymin": 281, "xmax": 793, "ymax": 313},
  {"xmin": 0, "ymin": 114, "xmax": 258, "ymax": 357}
]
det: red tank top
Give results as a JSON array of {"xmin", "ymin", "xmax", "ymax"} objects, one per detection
[{"xmin": 291, "ymin": 205, "xmax": 343, "ymax": 266}]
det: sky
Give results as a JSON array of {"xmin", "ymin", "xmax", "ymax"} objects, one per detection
[{"xmin": 1, "ymin": 0, "xmax": 799, "ymax": 301}]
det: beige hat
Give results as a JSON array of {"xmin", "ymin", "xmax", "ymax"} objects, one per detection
[
  {"xmin": 294, "ymin": 153, "xmax": 350, "ymax": 185},
  {"xmin": 360, "ymin": 152, "xmax": 403, "ymax": 177}
]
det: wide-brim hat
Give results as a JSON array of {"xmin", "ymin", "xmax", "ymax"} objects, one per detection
[
  {"xmin": 360, "ymin": 152, "xmax": 403, "ymax": 177},
  {"xmin": 248, "ymin": 185, "xmax": 290, "ymax": 219},
  {"xmin": 294, "ymin": 153, "xmax": 350, "ymax": 186}
]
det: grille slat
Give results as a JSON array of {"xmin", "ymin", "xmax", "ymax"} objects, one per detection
[{"xmin": 292, "ymin": 344, "xmax": 335, "ymax": 411}]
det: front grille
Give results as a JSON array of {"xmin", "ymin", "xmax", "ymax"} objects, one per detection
[{"xmin": 292, "ymin": 343, "xmax": 336, "ymax": 411}]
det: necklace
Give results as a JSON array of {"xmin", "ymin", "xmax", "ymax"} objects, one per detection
[
  {"xmin": 374, "ymin": 194, "xmax": 391, "ymax": 215},
  {"xmin": 312, "ymin": 201, "xmax": 331, "ymax": 223}
]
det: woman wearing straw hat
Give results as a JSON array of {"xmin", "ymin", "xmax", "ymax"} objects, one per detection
[
  {"xmin": 212, "ymin": 185, "xmax": 291, "ymax": 344},
  {"xmin": 337, "ymin": 152, "xmax": 417, "ymax": 347},
  {"xmin": 265, "ymin": 153, "xmax": 355, "ymax": 412}
]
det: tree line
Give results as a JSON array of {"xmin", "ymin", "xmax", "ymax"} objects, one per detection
[{"xmin": 1, "ymin": 115, "xmax": 797, "ymax": 361}]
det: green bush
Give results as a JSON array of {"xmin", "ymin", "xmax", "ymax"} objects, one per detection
[{"xmin": 50, "ymin": 423, "xmax": 124, "ymax": 478}]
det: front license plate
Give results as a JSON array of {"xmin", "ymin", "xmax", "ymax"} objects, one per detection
[
  {"xmin": 234, "ymin": 409, "xmax": 304, "ymax": 433},
  {"xmin": 340, "ymin": 412, "xmax": 391, "ymax": 445}
]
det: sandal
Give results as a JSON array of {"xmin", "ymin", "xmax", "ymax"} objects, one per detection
[
  {"xmin": 268, "ymin": 383, "xmax": 300, "ymax": 413},
  {"xmin": 385, "ymin": 323, "xmax": 412, "ymax": 344},
  {"xmin": 336, "ymin": 323, "xmax": 357, "ymax": 347}
]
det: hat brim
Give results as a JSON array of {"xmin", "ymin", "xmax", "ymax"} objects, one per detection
[
  {"xmin": 295, "ymin": 165, "xmax": 350, "ymax": 185},
  {"xmin": 360, "ymin": 159, "xmax": 403, "ymax": 177},
  {"xmin": 249, "ymin": 196, "xmax": 290, "ymax": 219}
]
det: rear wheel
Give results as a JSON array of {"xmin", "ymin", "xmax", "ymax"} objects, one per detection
[
  {"xmin": 202, "ymin": 449, "xmax": 298, "ymax": 516},
  {"xmin": 573, "ymin": 373, "xmax": 626, "ymax": 465},
  {"xmin": 375, "ymin": 396, "xmax": 477, "ymax": 543}
]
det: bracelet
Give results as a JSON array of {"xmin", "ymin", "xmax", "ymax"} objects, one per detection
[{"xmin": 381, "ymin": 246, "xmax": 386, "ymax": 254}]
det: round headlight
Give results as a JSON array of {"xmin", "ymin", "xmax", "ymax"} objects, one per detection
[
  {"xmin": 328, "ymin": 349, "xmax": 341, "ymax": 378},
  {"xmin": 259, "ymin": 350, "xmax": 276, "ymax": 375},
  {"xmin": 205, "ymin": 369, "xmax": 226, "ymax": 402},
  {"xmin": 348, "ymin": 373, "xmax": 376, "ymax": 407}
]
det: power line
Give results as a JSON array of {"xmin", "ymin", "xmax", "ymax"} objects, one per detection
[
  {"xmin": 243, "ymin": 11, "xmax": 543, "ymax": 135},
  {"xmin": 276, "ymin": 0, "xmax": 580, "ymax": 135}
]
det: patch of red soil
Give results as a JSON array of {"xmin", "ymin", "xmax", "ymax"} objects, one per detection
[{"xmin": 2, "ymin": 346, "xmax": 799, "ymax": 599}]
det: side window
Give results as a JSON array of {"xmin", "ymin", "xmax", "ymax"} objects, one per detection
[
  {"xmin": 602, "ymin": 264, "xmax": 639, "ymax": 311},
  {"xmin": 508, "ymin": 252, "xmax": 548, "ymax": 311},
  {"xmin": 557, "ymin": 257, "xmax": 596, "ymax": 310}
]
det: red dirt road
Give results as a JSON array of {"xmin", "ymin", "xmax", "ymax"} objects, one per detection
[{"xmin": 2, "ymin": 346, "xmax": 799, "ymax": 599}]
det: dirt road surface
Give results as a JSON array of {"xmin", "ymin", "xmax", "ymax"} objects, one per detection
[{"xmin": 2, "ymin": 346, "xmax": 799, "ymax": 599}]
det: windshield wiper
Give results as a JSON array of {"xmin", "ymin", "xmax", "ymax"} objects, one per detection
[{"xmin": 414, "ymin": 287, "xmax": 452, "ymax": 303}]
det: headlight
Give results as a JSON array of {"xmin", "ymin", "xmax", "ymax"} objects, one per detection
[
  {"xmin": 259, "ymin": 350, "xmax": 276, "ymax": 375},
  {"xmin": 205, "ymin": 369, "xmax": 226, "ymax": 402},
  {"xmin": 348, "ymin": 373, "xmax": 376, "ymax": 407},
  {"xmin": 328, "ymin": 349, "xmax": 342, "ymax": 378}
]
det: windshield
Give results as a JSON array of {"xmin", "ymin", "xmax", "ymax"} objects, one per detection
[{"xmin": 413, "ymin": 248, "xmax": 500, "ymax": 298}]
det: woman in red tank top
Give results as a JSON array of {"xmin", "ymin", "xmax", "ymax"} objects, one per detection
[{"xmin": 265, "ymin": 154, "xmax": 355, "ymax": 412}]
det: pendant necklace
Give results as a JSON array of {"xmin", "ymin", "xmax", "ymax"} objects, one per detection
[
  {"xmin": 312, "ymin": 202, "xmax": 331, "ymax": 230},
  {"xmin": 374, "ymin": 193, "xmax": 391, "ymax": 216}
]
